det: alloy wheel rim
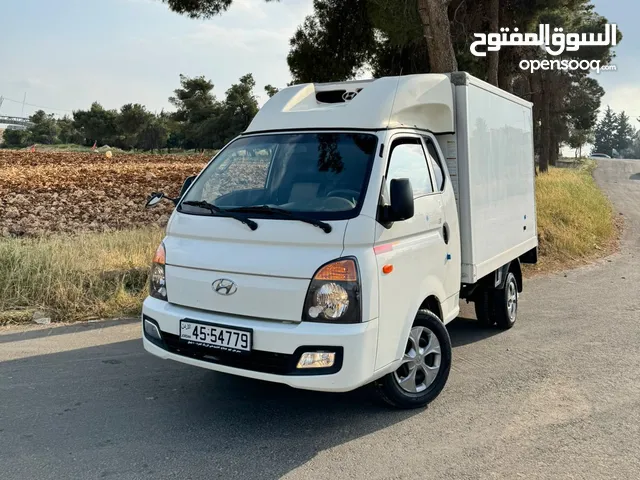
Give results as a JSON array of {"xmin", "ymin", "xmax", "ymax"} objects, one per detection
[
  {"xmin": 507, "ymin": 280, "xmax": 518, "ymax": 321},
  {"xmin": 394, "ymin": 326, "xmax": 442, "ymax": 393}
]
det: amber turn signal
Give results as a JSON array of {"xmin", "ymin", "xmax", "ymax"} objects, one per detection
[
  {"xmin": 152, "ymin": 243, "xmax": 166, "ymax": 265},
  {"xmin": 382, "ymin": 264, "xmax": 393, "ymax": 274},
  {"xmin": 314, "ymin": 259, "xmax": 358, "ymax": 282}
]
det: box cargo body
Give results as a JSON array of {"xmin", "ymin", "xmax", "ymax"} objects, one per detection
[{"xmin": 438, "ymin": 73, "xmax": 537, "ymax": 284}]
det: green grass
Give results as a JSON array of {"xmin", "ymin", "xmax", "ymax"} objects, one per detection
[{"xmin": 0, "ymin": 228, "xmax": 164, "ymax": 324}]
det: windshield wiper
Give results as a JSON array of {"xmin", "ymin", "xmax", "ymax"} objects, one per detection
[
  {"xmin": 226, "ymin": 205, "xmax": 333, "ymax": 234},
  {"xmin": 181, "ymin": 200, "xmax": 258, "ymax": 231}
]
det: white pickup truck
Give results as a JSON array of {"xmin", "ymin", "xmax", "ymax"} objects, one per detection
[{"xmin": 143, "ymin": 72, "xmax": 537, "ymax": 409}]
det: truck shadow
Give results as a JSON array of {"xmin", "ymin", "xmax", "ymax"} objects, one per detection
[
  {"xmin": 448, "ymin": 316, "xmax": 503, "ymax": 348},
  {"xmin": 2, "ymin": 314, "xmax": 505, "ymax": 479},
  {"xmin": 1, "ymin": 340, "xmax": 420, "ymax": 479}
]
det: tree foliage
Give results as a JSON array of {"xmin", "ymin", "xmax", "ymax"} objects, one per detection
[
  {"xmin": 160, "ymin": 0, "xmax": 279, "ymax": 18},
  {"xmin": 2, "ymin": 73, "xmax": 263, "ymax": 152},
  {"xmin": 166, "ymin": 73, "xmax": 258, "ymax": 149},
  {"xmin": 592, "ymin": 108, "xmax": 638, "ymax": 159},
  {"xmin": 157, "ymin": 0, "xmax": 621, "ymax": 169},
  {"xmin": 614, "ymin": 112, "xmax": 635, "ymax": 155},
  {"xmin": 288, "ymin": 0, "xmax": 376, "ymax": 84},
  {"xmin": 2, "ymin": 129, "xmax": 31, "ymax": 148},
  {"xmin": 264, "ymin": 85, "xmax": 279, "ymax": 98}
]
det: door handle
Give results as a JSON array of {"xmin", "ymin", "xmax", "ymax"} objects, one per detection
[{"xmin": 442, "ymin": 222, "xmax": 450, "ymax": 245}]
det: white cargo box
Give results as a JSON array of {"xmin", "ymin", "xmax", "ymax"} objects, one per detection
[{"xmin": 439, "ymin": 73, "xmax": 537, "ymax": 283}]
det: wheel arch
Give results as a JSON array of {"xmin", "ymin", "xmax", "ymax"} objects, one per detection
[
  {"xmin": 419, "ymin": 295, "xmax": 443, "ymax": 322},
  {"xmin": 509, "ymin": 258, "xmax": 523, "ymax": 293},
  {"xmin": 392, "ymin": 293, "xmax": 444, "ymax": 365}
]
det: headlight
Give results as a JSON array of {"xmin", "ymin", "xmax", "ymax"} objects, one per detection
[
  {"xmin": 149, "ymin": 242, "xmax": 167, "ymax": 301},
  {"xmin": 302, "ymin": 258, "xmax": 361, "ymax": 323}
]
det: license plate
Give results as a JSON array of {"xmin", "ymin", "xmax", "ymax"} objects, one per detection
[{"xmin": 180, "ymin": 320, "xmax": 252, "ymax": 353}]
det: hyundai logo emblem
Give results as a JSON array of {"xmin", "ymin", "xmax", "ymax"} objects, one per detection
[
  {"xmin": 212, "ymin": 278, "xmax": 237, "ymax": 296},
  {"xmin": 342, "ymin": 91, "xmax": 358, "ymax": 101}
]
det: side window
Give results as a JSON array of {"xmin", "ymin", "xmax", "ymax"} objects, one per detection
[
  {"xmin": 386, "ymin": 138, "xmax": 434, "ymax": 198},
  {"xmin": 425, "ymin": 139, "xmax": 445, "ymax": 192}
]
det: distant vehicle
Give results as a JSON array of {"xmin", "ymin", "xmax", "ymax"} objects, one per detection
[{"xmin": 590, "ymin": 153, "xmax": 612, "ymax": 159}]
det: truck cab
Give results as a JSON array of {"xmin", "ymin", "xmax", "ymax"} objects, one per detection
[{"xmin": 142, "ymin": 73, "xmax": 537, "ymax": 408}]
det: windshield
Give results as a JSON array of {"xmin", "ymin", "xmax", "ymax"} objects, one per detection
[{"xmin": 179, "ymin": 132, "xmax": 378, "ymax": 220}]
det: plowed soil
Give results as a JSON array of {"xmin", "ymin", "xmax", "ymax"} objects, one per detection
[{"xmin": 0, "ymin": 150, "xmax": 207, "ymax": 237}]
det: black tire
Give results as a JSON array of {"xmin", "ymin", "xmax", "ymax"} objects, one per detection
[
  {"xmin": 493, "ymin": 272, "xmax": 518, "ymax": 330},
  {"xmin": 375, "ymin": 309, "xmax": 452, "ymax": 409},
  {"xmin": 474, "ymin": 289, "xmax": 496, "ymax": 326}
]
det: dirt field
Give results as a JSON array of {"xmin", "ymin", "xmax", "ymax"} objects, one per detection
[{"xmin": 0, "ymin": 150, "xmax": 207, "ymax": 237}]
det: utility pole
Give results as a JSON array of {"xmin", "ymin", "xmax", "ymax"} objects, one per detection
[
  {"xmin": 21, "ymin": 92, "xmax": 27, "ymax": 117},
  {"xmin": 0, "ymin": 95, "xmax": 4, "ymax": 113}
]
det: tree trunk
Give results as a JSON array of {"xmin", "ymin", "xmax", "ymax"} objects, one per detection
[
  {"xmin": 540, "ymin": 75, "xmax": 551, "ymax": 173},
  {"xmin": 529, "ymin": 71, "xmax": 542, "ymax": 171},
  {"xmin": 550, "ymin": 130, "xmax": 558, "ymax": 167},
  {"xmin": 498, "ymin": 64, "xmax": 511, "ymax": 92},
  {"xmin": 487, "ymin": 0, "xmax": 500, "ymax": 86},
  {"xmin": 417, "ymin": 0, "xmax": 458, "ymax": 72}
]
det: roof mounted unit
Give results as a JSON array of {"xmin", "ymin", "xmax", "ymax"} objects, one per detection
[{"xmin": 246, "ymin": 74, "xmax": 455, "ymax": 134}]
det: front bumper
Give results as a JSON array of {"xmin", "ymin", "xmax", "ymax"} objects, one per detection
[{"xmin": 142, "ymin": 297, "xmax": 380, "ymax": 392}]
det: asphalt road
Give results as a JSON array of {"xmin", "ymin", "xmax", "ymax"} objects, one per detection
[{"xmin": 1, "ymin": 159, "xmax": 639, "ymax": 480}]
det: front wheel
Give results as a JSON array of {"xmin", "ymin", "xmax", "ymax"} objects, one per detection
[{"xmin": 375, "ymin": 309, "xmax": 452, "ymax": 409}]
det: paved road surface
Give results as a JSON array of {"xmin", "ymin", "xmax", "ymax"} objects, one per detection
[{"xmin": 1, "ymin": 159, "xmax": 639, "ymax": 479}]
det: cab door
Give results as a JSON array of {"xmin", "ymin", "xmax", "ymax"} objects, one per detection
[
  {"xmin": 374, "ymin": 134, "xmax": 448, "ymax": 370},
  {"xmin": 423, "ymin": 134, "xmax": 461, "ymax": 320}
]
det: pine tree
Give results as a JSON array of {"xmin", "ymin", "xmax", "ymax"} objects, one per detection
[
  {"xmin": 593, "ymin": 106, "xmax": 617, "ymax": 156},
  {"xmin": 614, "ymin": 111, "xmax": 635, "ymax": 157}
]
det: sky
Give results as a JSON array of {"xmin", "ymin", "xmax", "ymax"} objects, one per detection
[{"xmin": 0, "ymin": 0, "xmax": 638, "ymax": 123}]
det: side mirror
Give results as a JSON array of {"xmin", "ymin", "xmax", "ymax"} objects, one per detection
[
  {"xmin": 389, "ymin": 178, "xmax": 414, "ymax": 221},
  {"xmin": 145, "ymin": 192, "xmax": 165, "ymax": 208},
  {"xmin": 179, "ymin": 175, "xmax": 196, "ymax": 199},
  {"xmin": 379, "ymin": 178, "xmax": 414, "ymax": 225}
]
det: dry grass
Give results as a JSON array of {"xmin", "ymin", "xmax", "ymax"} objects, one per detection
[
  {"xmin": 525, "ymin": 160, "xmax": 618, "ymax": 275},
  {"xmin": 0, "ymin": 227, "xmax": 164, "ymax": 324}
]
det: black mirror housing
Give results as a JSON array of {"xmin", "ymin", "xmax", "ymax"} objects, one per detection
[
  {"xmin": 379, "ymin": 178, "xmax": 414, "ymax": 226},
  {"xmin": 389, "ymin": 178, "xmax": 414, "ymax": 221}
]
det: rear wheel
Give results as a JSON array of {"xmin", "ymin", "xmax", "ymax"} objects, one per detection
[
  {"xmin": 493, "ymin": 272, "xmax": 518, "ymax": 330},
  {"xmin": 376, "ymin": 309, "xmax": 452, "ymax": 409}
]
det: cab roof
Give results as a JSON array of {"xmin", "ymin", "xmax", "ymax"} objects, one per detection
[{"xmin": 245, "ymin": 74, "xmax": 455, "ymax": 135}]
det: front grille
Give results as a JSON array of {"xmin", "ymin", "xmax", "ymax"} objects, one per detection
[{"xmin": 161, "ymin": 332, "xmax": 296, "ymax": 375}]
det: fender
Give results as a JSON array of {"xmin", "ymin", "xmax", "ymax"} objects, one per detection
[
  {"xmin": 491, "ymin": 259, "xmax": 522, "ymax": 292},
  {"xmin": 391, "ymin": 274, "xmax": 447, "ymax": 365}
]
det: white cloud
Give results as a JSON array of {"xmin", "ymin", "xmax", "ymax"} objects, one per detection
[
  {"xmin": 184, "ymin": 23, "xmax": 289, "ymax": 51},
  {"xmin": 228, "ymin": 0, "xmax": 270, "ymax": 20},
  {"xmin": 600, "ymin": 84, "xmax": 640, "ymax": 121},
  {"xmin": 6, "ymin": 78, "xmax": 54, "ymax": 90}
]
